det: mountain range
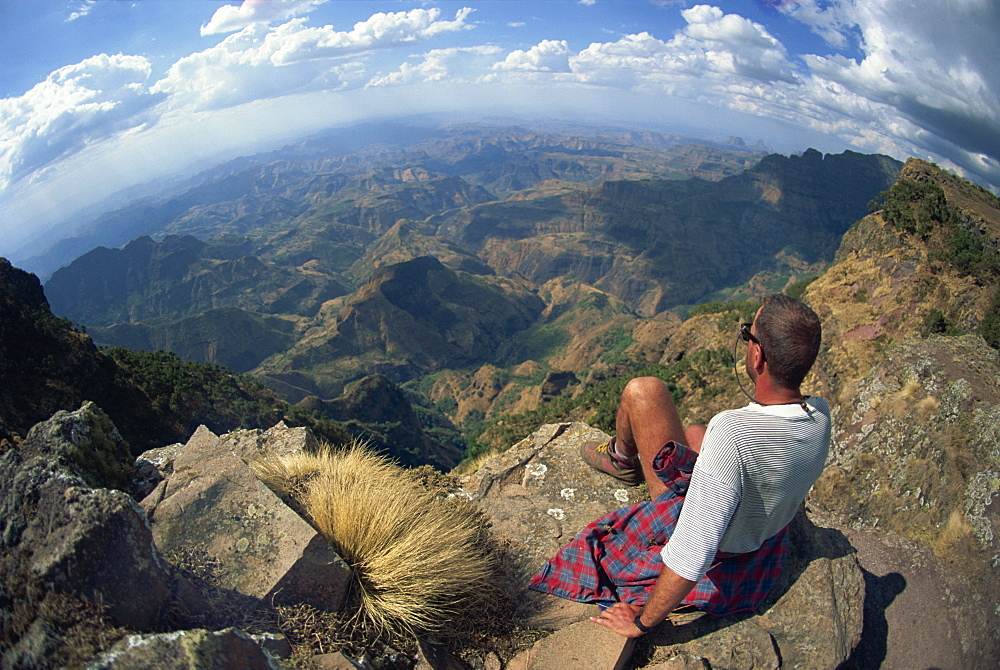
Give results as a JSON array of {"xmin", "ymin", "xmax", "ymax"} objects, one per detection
[{"xmin": 41, "ymin": 126, "xmax": 901, "ymax": 430}]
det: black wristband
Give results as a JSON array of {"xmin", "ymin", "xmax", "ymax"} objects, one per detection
[{"xmin": 633, "ymin": 612, "xmax": 655, "ymax": 634}]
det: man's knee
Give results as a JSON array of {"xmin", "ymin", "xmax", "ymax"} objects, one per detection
[{"xmin": 622, "ymin": 376, "xmax": 670, "ymax": 404}]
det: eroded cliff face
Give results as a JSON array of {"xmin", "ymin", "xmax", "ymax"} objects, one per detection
[
  {"xmin": 802, "ymin": 159, "xmax": 1000, "ymax": 664},
  {"xmin": 803, "ymin": 159, "xmax": 1000, "ymax": 551}
]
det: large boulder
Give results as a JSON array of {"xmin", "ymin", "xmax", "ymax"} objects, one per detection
[
  {"xmin": 461, "ymin": 423, "xmax": 865, "ymax": 670},
  {"xmin": 143, "ymin": 425, "xmax": 352, "ymax": 611},
  {"xmin": 0, "ymin": 405, "xmax": 177, "ymax": 626},
  {"xmin": 0, "ymin": 404, "xmax": 181, "ymax": 667},
  {"xmin": 507, "ymin": 620, "xmax": 636, "ymax": 670},
  {"xmin": 811, "ymin": 334, "xmax": 1000, "ymax": 666}
]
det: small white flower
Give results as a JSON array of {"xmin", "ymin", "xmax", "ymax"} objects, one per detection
[
  {"xmin": 526, "ymin": 463, "xmax": 548, "ymax": 477},
  {"xmin": 560, "ymin": 488, "xmax": 576, "ymax": 499},
  {"xmin": 614, "ymin": 489, "xmax": 629, "ymax": 503},
  {"xmin": 546, "ymin": 508, "xmax": 565, "ymax": 520}
]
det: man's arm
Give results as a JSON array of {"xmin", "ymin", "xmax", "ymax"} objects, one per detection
[
  {"xmin": 593, "ymin": 452, "xmax": 741, "ymax": 638},
  {"xmin": 590, "ymin": 565, "xmax": 695, "ymax": 638}
]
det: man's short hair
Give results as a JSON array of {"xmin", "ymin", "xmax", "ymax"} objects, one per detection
[{"xmin": 756, "ymin": 294, "xmax": 822, "ymax": 389}]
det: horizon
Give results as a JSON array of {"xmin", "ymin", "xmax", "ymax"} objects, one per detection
[{"xmin": 2, "ymin": 1, "xmax": 998, "ymax": 259}]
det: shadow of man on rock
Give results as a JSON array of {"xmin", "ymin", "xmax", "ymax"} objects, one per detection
[{"xmin": 838, "ymin": 569, "xmax": 907, "ymax": 670}]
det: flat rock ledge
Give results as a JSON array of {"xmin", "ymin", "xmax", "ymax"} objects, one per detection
[{"xmin": 460, "ymin": 423, "xmax": 866, "ymax": 670}]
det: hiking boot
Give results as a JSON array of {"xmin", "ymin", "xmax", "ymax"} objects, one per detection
[{"xmin": 580, "ymin": 438, "xmax": 643, "ymax": 486}]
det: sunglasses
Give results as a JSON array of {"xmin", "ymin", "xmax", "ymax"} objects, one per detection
[{"xmin": 739, "ymin": 322, "xmax": 761, "ymax": 346}]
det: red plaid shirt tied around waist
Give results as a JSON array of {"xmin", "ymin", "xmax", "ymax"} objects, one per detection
[{"xmin": 528, "ymin": 440, "xmax": 789, "ymax": 616}]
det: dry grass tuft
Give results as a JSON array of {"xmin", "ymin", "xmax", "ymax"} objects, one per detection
[
  {"xmin": 933, "ymin": 508, "xmax": 973, "ymax": 554},
  {"xmin": 451, "ymin": 449, "xmax": 497, "ymax": 476},
  {"xmin": 253, "ymin": 442, "xmax": 498, "ymax": 643}
]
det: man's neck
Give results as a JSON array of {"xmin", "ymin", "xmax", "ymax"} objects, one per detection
[{"xmin": 753, "ymin": 378, "xmax": 804, "ymax": 406}]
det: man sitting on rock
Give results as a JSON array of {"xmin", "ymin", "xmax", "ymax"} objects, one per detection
[{"xmin": 529, "ymin": 294, "xmax": 831, "ymax": 638}]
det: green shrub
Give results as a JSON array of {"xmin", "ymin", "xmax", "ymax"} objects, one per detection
[
  {"xmin": 106, "ymin": 347, "xmax": 350, "ymax": 448},
  {"xmin": 978, "ymin": 291, "xmax": 1000, "ymax": 349},
  {"xmin": 869, "ymin": 180, "xmax": 953, "ymax": 236},
  {"xmin": 933, "ymin": 227, "xmax": 1000, "ymax": 280},
  {"xmin": 785, "ymin": 275, "xmax": 819, "ymax": 300},
  {"xmin": 689, "ymin": 300, "xmax": 760, "ymax": 318},
  {"xmin": 921, "ymin": 308, "xmax": 960, "ymax": 336}
]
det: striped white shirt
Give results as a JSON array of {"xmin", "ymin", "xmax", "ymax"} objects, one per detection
[{"xmin": 661, "ymin": 397, "xmax": 831, "ymax": 582}]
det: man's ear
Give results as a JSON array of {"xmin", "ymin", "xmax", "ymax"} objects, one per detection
[{"xmin": 750, "ymin": 344, "xmax": 767, "ymax": 374}]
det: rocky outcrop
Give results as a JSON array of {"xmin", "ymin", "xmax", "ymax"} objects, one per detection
[
  {"xmin": 460, "ymin": 422, "xmax": 865, "ymax": 670},
  {"xmin": 0, "ymin": 404, "xmax": 181, "ymax": 667},
  {"xmin": 810, "ymin": 334, "xmax": 1000, "ymax": 666},
  {"xmin": 18, "ymin": 400, "xmax": 136, "ymax": 492},
  {"xmin": 3, "ymin": 403, "xmax": 872, "ymax": 669},
  {"xmin": 801, "ymin": 158, "xmax": 1000, "ymax": 666},
  {"xmin": 135, "ymin": 419, "xmax": 319, "ymax": 495},
  {"xmin": 0, "ymin": 406, "xmax": 352, "ymax": 669},
  {"xmin": 141, "ymin": 424, "xmax": 351, "ymax": 611},
  {"xmin": 507, "ymin": 620, "xmax": 636, "ymax": 670}
]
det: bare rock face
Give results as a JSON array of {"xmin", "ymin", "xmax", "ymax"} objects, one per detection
[
  {"xmin": 737, "ymin": 509, "xmax": 864, "ymax": 670},
  {"xmin": 220, "ymin": 420, "xmax": 320, "ymax": 461},
  {"xmin": 462, "ymin": 423, "xmax": 865, "ymax": 669},
  {"xmin": 2, "ymin": 406, "xmax": 353, "ymax": 668},
  {"xmin": 23, "ymin": 484, "xmax": 176, "ymax": 629},
  {"xmin": 135, "ymin": 420, "xmax": 317, "ymax": 488},
  {"xmin": 90, "ymin": 628, "xmax": 282, "ymax": 669},
  {"xmin": 143, "ymin": 425, "xmax": 351, "ymax": 611},
  {"xmin": 459, "ymin": 423, "xmax": 645, "ymax": 584},
  {"xmin": 0, "ymin": 403, "xmax": 180, "ymax": 668},
  {"xmin": 810, "ymin": 333, "xmax": 1000, "ymax": 666}
]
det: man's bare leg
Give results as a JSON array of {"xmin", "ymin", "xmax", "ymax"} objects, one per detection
[{"xmin": 613, "ymin": 377, "xmax": 689, "ymax": 499}]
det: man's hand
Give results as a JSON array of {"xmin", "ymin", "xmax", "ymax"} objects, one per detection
[{"xmin": 589, "ymin": 602, "xmax": 646, "ymax": 638}]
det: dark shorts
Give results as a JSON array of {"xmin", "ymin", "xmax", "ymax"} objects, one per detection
[{"xmin": 528, "ymin": 441, "xmax": 789, "ymax": 616}]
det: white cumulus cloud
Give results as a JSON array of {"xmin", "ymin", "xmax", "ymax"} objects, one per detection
[
  {"xmin": 493, "ymin": 39, "xmax": 572, "ymax": 73},
  {"xmin": 675, "ymin": 4, "xmax": 797, "ymax": 83},
  {"xmin": 267, "ymin": 7, "xmax": 474, "ymax": 66},
  {"xmin": 369, "ymin": 46, "xmax": 503, "ymax": 86},
  {"xmin": 563, "ymin": 5, "xmax": 797, "ymax": 90},
  {"xmin": 154, "ymin": 8, "xmax": 474, "ymax": 111},
  {"xmin": 202, "ymin": 0, "xmax": 327, "ymax": 36},
  {"xmin": 0, "ymin": 53, "xmax": 162, "ymax": 190},
  {"xmin": 570, "ymin": 33, "xmax": 673, "ymax": 87},
  {"xmin": 779, "ymin": 0, "xmax": 1000, "ymax": 187}
]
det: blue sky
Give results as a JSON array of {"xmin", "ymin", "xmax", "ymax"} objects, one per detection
[{"xmin": 2, "ymin": 0, "xmax": 998, "ymax": 256}]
